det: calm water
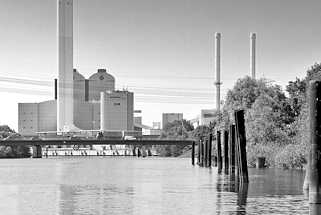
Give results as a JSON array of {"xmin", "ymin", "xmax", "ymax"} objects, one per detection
[{"xmin": 0, "ymin": 157, "xmax": 309, "ymax": 215}]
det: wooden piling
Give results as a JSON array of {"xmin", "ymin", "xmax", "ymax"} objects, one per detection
[
  {"xmin": 201, "ymin": 140, "xmax": 205, "ymax": 167},
  {"xmin": 235, "ymin": 110, "xmax": 249, "ymax": 184},
  {"xmin": 303, "ymin": 152, "xmax": 311, "ymax": 190},
  {"xmin": 229, "ymin": 124, "xmax": 236, "ymax": 175},
  {"xmin": 308, "ymin": 80, "xmax": 321, "ymax": 204},
  {"xmin": 198, "ymin": 140, "xmax": 201, "ymax": 165},
  {"xmin": 224, "ymin": 130, "xmax": 229, "ymax": 174},
  {"xmin": 204, "ymin": 138, "xmax": 208, "ymax": 167},
  {"xmin": 217, "ymin": 131, "xmax": 222, "ymax": 172},
  {"xmin": 137, "ymin": 148, "xmax": 141, "ymax": 157},
  {"xmin": 208, "ymin": 133, "xmax": 212, "ymax": 167},
  {"xmin": 192, "ymin": 141, "xmax": 195, "ymax": 165}
]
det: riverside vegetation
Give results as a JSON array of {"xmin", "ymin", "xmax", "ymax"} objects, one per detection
[
  {"xmin": 159, "ymin": 63, "xmax": 321, "ymax": 169},
  {"xmin": 0, "ymin": 125, "xmax": 30, "ymax": 158}
]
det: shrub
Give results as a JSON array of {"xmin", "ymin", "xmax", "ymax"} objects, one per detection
[{"xmin": 274, "ymin": 144, "xmax": 307, "ymax": 169}]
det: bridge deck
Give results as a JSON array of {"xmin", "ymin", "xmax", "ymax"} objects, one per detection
[{"xmin": 0, "ymin": 139, "xmax": 195, "ymax": 146}]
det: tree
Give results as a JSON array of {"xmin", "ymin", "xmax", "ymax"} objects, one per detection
[
  {"xmin": 161, "ymin": 119, "xmax": 194, "ymax": 140},
  {"xmin": 0, "ymin": 125, "xmax": 15, "ymax": 138},
  {"xmin": 0, "ymin": 125, "xmax": 30, "ymax": 158},
  {"xmin": 157, "ymin": 120, "xmax": 194, "ymax": 157},
  {"xmin": 246, "ymin": 95, "xmax": 291, "ymax": 146},
  {"xmin": 286, "ymin": 78, "xmax": 306, "ymax": 117},
  {"xmin": 192, "ymin": 125, "xmax": 212, "ymax": 141}
]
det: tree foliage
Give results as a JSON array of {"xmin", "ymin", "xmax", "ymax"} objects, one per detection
[
  {"xmin": 157, "ymin": 120, "xmax": 194, "ymax": 157},
  {"xmin": 0, "ymin": 125, "xmax": 30, "ymax": 158}
]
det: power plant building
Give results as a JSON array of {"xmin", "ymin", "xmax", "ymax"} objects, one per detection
[{"xmin": 18, "ymin": 69, "xmax": 134, "ymax": 136}]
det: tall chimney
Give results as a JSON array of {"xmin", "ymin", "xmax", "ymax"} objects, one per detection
[
  {"xmin": 215, "ymin": 33, "xmax": 222, "ymax": 111},
  {"xmin": 250, "ymin": 33, "xmax": 256, "ymax": 79},
  {"xmin": 100, "ymin": 92, "xmax": 106, "ymax": 131},
  {"xmin": 57, "ymin": 0, "xmax": 75, "ymax": 131}
]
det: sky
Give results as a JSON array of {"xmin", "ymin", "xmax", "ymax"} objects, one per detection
[{"xmin": 0, "ymin": 0, "xmax": 321, "ymax": 130}]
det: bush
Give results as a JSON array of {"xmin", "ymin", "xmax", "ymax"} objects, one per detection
[
  {"xmin": 274, "ymin": 144, "xmax": 307, "ymax": 169},
  {"xmin": 247, "ymin": 143, "xmax": 282, "ymax": 168}
]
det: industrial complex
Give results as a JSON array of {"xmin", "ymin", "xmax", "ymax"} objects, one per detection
[{"xmin": 18, "ymin": 69, "xmax": 134, "ymax": 136}]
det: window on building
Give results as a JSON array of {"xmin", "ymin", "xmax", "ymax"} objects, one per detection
[{"xmin": 114, "ymin": 103, "xmax": 121, "ymax": 106}]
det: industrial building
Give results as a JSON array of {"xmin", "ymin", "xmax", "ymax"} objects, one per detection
[{"xmin": 18, "ymin": 69, "xmax": 134, "ymax": 136}]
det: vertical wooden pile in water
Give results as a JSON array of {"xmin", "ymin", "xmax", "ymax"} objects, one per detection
[
  {"xmin": 308, "ymin": 80, "xmax": 321, "ymax": 204},
  {"xmin": 229, "ymin": 124, "xmax": 236, "ymax": 175},
  {"xmin": 217, "ymin": 131, "xmax": 222, "ymax": 173},
  {"xmin": 208, "ymin": 133, "xmax": 213, "ymax": 167},
  {"xmin": 235, "ymin": 110, "xmax": 249, "ymax": 184},
  {"xmin": 224, "ymin": 130, "xmax": 229, "ymax": 174},
  {"xmin": 191, "ymin": 141, "xmax": 195, "ymax": 165}
]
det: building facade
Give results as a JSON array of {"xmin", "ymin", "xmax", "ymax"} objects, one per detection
[{"xmin": 200, "ymin": 109, "xmax": 216, "ymax": 126}]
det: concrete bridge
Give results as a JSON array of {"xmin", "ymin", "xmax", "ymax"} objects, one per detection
[{"xmin": 0, "ymin": 139, "xmax": 195, "ymax": 158}]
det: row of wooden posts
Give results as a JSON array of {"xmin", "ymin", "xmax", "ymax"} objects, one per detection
[
  {"xmin": 191, "ymin": 110, "xmax": 249, "ymax": 184},
  {"xmin": 191, "ymin": 81, "xmax": 321, "ymax": 207}
]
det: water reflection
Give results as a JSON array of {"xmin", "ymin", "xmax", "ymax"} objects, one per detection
[
  {"xmin": 215, "ymin": 171, "xmax": 249, "ymax": 214},
  {"xmin": 236, "ymin": 183, "xmax": 248, "ymax": 215},
  {"xmin": 0, "ymin": 158, "xmax": 311, "ymax": 214},
  {"xmin": 310, "ymin": 204, "xmax": 321, "ymax": 215}
]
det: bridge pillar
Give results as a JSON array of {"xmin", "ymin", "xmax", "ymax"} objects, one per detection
[
  {"xmin": 132, "ymin": 147, "xmax": 136, "ymax": 156},
  {"xmin": 32, "ymin": 145, "xmax": 42, "ymax": 158}
]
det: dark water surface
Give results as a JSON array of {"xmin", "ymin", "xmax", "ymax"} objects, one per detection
[{"xmin": 0, "ymin": 157, "xmax": 309, "ymax": 215}]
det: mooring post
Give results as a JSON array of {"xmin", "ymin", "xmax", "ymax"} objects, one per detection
[
  {"xmin": 192, "ymin": 141, "xmax": 195, "ymax": 165},
  {"xmin": 209, "ymin": 133, "xmax": 212, "ymax": 167},
  {"xmin": 308, "ymin": 80, "xmax": 321, "ymax": 204},
  {"xmin": 235, "ymin": 110, "xmax": 249, "ymax": 184},
  {"xmin": 201, "ymin": 140, "xmax": 205, "ymax": 167},
  {"xmin": 235, "ymin": 125, "xmax": 241, "ymax": 180},
  {"xmin": 204, "ymin": 139, "xmax": 207, "ymax": 167},
  {"xmin": 224, "ymin": 130, "xmax": 229, "ymax": 174},
  {"xmin": 197, "ymin": 140, "xmax": 201, "ymax": 165},
  {"xmin": 229, "ymin": 124, "xmax": 236, "ymax": 175},
  {"xmin": 217, "ymin": 130, "xmax": 222, "ymax": 172},
  {"xmin": 303, "ymin": 152, "xmax": 311, "ymax": 191},
  {"xmin": 213, "ymin": 134, "xmax": 218, "ymax": 167}
]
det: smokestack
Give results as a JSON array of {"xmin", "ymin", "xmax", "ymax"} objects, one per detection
[
  {"xmin": 100, "ymin": 92, "xmax": 106, "ymax": 131},
  {"xmin": 57, "ymin": 0, "xmax": 75, "ymax": 131},
  {"xmin": 54, "ymin": 79, "xmax": 58, "ymax": 100},
  {"xmin": 85, "ymin": 79, "xmax": 89, "ymax": 102},
  {"xmin": 215, "ymin": 32, "xmax": 222, "ymax": 111},
  {"xmin": 250, "ymin": 33, "xmax": 256, "ymax": 79}
]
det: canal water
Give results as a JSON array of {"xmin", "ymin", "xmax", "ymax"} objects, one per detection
[{"xmin": 0, "ymin": 157, "xmax": 308, "ymax": 215}]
